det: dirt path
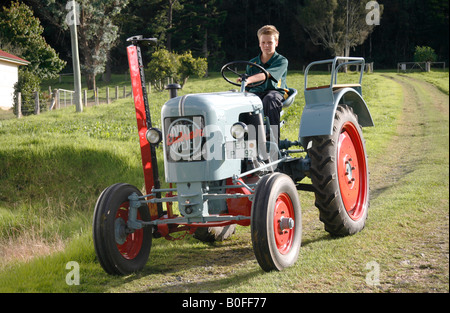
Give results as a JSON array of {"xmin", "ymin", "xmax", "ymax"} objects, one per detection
[
  {"xmin": 370, "ymin": 75, "xmax": 447, "ymax": 200},
  {"xmin": 370, "ymin": 74, "xmax": 449, "ymax": 292}
]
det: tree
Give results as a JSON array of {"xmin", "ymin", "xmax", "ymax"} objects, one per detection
[
  {"xmin": 39, "ymin": 0, "xmax": 129, "ymax": 90},
  {"xmin": 76, "ymin": 0, "xmax": 130, "ymax": 89},
  {"xmin": 172, "ymin": 0, "xmax": 226, "ymax": 70},
  {"xmin": 166, "ymin": 0, "xmax": 183, "ymax": 51},
  {"xmin": 0, "ymin": 1, "xmax": 66, "ymax": 80},
  {"xmin": 0, "ymin": 1, "xmax": 66, "ymax": 113},
  {"xmin": 296, "ymin": 0, "xmax": 382, "ymax": 58}
]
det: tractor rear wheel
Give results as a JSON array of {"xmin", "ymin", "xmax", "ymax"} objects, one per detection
[
  {"xmin": 307, "ymin": 104, "xmax": 369, "ymax": 236},
  {"xmin": 251, "ymin": 173, "xmax": 302, "ymax": 272},
  {"xmin": 93, "ymin": 183, "xmax": 152, "ymax": 275},
  {"xmin": 193, "ymin": 225, "xmax": 236, "ymax": 242}
]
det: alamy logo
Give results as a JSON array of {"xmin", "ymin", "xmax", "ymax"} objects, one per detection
[
  {"xmin": 65, "ymin": 1, "xmax": 81, "ymax": 26},
  {"xmin": 366, "ymin": 1, "xmax": 380, "ymax": 25},
  {"xmin": 365, "ymin": 261, "xmax": 381, "ymax": 287},
  {"xmin": 65, "ymin": 261, "xmax": 80, "ymax": 286}
]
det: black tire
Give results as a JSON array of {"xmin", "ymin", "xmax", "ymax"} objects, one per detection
[
  {"xmin": 251, "ymin": 173, "xmax": 302, "ymax": 272},
  {"xmin": 93, "ymin": 183, "xmax": 152, "ymax": 275},
  {"xmin": 307, "ymin": 104, "xmax": 370, "ymax": 236},
  {"xmin": 193, "ymin": 224, "xmax": 236, "ymax": 243}
]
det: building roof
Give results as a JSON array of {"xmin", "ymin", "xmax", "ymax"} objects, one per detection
[{"xmin": 0, "ymin": 49, "xmax": 30, "ymax": 66}]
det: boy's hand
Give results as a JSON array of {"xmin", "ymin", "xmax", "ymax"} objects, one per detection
[
  {"xmin": 236, "ymin": 77, "xmax": 247, "ymax": 86},
  {"xmin": 239, "ymin": 73, "xmax": 269, "ymax": 86}
]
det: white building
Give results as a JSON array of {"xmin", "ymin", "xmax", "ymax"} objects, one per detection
[{"xmin": 0, "ymin": 49, "xmax": 30, "ymax": 109}]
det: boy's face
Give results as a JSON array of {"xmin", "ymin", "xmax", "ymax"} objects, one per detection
[{"xmin": 259, "ymin": 34, "xmax": 278, "ymax": 56}]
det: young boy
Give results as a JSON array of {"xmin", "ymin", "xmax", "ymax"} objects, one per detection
[{"xmin": 240, "ymin": 25, "xmax": 288, "ymax": 136}]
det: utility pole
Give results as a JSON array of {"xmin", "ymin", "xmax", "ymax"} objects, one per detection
[
  {"xmin": 68, "ymin": 0, "xmax": 83, "ymax": 112},
  {"xmin": 344, "ymin": 0, "xmax": 349, "ymax": 72}
]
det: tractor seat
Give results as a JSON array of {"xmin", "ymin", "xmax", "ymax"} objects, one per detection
[{"xmin": 282, "ymin": 88, "xmax": 297, "ymax": 108}]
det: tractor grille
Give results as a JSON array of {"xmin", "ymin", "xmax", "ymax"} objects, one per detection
[{"xmin": 164, "ymin": 116, "xmax": 205, "ymax": 162}]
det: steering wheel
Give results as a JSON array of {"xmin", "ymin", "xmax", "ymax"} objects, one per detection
[{"xmin": 221, "ymin": 61, "xmax": 269, "ymax": 89}]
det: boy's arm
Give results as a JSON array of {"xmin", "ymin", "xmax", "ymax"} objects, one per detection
[
  {"xmin": 266, "ymin": 57, "xmax": 288, "ymax": 83},
  {"xmin": 241, "ymin": 57, "xmax": 287, "ymax": 85},
  {"xmin": 243, "ymin": 72, "xmax": 270, "ymax": 85}
]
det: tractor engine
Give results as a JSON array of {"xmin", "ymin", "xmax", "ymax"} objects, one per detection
[{"xmin": 161, "ymin": 91, "xmax": 263, "ymax": 218}]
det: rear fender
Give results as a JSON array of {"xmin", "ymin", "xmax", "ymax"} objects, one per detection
[{"xmin": 299, "ymin": 88, "xmax": 374, "ymax": 146}]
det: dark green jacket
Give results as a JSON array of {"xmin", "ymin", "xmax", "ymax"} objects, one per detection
[{"xmin": 246, "ymin": 51, "xmax": 288, "ymax": 96}]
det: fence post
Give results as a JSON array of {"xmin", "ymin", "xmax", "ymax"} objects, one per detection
[
  {"xmin": 83, "ymin": 89, "xmax": 87, "ymax": 107},
  {"xmin": 57, "ymin": 89, "xmax": 61, "ymax": 109},
  {"xmin": 95, "ymin": 87, "xmax": 99, "ymax": 105},
  {"xmin": 115, "ymin": 86, "xmax": 119, "ymax": 100},
  {"xmin": 106, "ymin": 87, "xmax": 110, "ymax": 104},
  {"xmin": 34, "ymin": 91, "xmax": 40, "ymax": 115},
  {"xmin": 123, "ymin": 86, "xmax": 126, "ymax": 98},
  {"xmin": 49, "ymin": 89, "xmax": 55, "ymax": 110},
  {"xmin": 17, "ymin": 92, "xmax": 22, "ymax": 118}
]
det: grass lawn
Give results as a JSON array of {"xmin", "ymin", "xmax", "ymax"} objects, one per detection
[{"xmin": 0, "ymin": 69, "xmax": 448, "ymax": 293}]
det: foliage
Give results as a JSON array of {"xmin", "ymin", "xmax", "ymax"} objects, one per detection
[
  {"xmin": 0, "ymin": 1, "xmax": 66, "ymax": 80},
  {"xmin": 147, "ymin": 49, "xmax": 207, "ymax": 90},
  {"xmin": 173, "ymin": 0, "xmax": 227, "ymax": 64},
  {"xmin": 177, "ymin": 51, "xmax": 208, "ymax": 86},
  {"xmin": 38, "ymin": 0, "xmax": 130, "ymax": 90},
  {"xmin": 366, "ymin": 0, "xmax": 448, "ymax": 67},
  {"xmin": 147, "ymin": 49, "xmax": 180, "ymax": 90},
  {"xmin": 413, "ymin": 46, "xmax": 438, "ymax": 63},
  {"xmin": 75, "ymin": 0, "xmax": 130, "ymax": 89},
  {"xmin": 12, "ymin": 69, "xmax": 41, "ymax": 116},
  {"xmin": 0, "ymin": 1, "xmax": 66, "ymax": 113},
  {"xmin": 296, "ymin": 0, "xmax": 382, "ymax": 57},
  {"xmin": 12, "ymin": 0, "xmax": 447, "ymax": 76}
]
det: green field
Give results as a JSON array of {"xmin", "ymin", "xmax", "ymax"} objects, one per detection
[{"xmin": 0, "ymin": 70, "xmax": 448, "ymax": 293}]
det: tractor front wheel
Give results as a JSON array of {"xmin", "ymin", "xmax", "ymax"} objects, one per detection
[
  {"xmin": 93, "ymin": 183, "xmax": 152, "ymax": 275},
  {"xmin": 251, "ymin": 173, "xmax": 302, "ymax": 272}
]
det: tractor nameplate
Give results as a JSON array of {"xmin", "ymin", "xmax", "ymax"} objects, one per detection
[{"xmin": 164, "ymin": 116, "xmax": 205, "ymax": 162}]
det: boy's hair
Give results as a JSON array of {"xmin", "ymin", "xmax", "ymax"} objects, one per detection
[{"xmin": 257, "ymin": 25, "xmax": 280, "ymax": 41}]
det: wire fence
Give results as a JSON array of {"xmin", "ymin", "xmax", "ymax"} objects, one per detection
[
  {"xmin": 8, "ymin": 74, "xmax": 176, "ymax": 119},
  {"xmin": 14, "ymin": 85, "xmax": 137, "ymax": 118}
]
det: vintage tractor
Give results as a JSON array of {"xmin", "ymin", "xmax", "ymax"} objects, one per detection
[{"xmin": 93, "ymin": 36, "xmax": 374, "ymax": 275}]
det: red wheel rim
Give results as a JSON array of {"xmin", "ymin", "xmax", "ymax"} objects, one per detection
[
  {"xmin": 337, "ymin": 122, "xmax": 368, "ymax": 221},
  {"xmin": 115, "ymin": 202, "xmax": 144, "ymax": 260},
  {"xmin": 273, "ymin": 193, "xmax": 295, "ymax": 255}
]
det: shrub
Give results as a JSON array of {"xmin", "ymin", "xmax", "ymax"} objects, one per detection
[
  {"xmin": 147, "ymin": 49, "xmax": 180, "ymax": 91},
  {"xmin": 177, "ymin": 51, "xmax": 208, "ymax": 87},
  {"xmin": 414, "ymin": 46, "xmax": 437, "ymax": 63},
  {"xmin": 13, "ymin": 69, "xmax": 41, "ymax": 116},
  {"xmin": 146, "ymin": 49, "xmax": 208, "ymax": 90}
]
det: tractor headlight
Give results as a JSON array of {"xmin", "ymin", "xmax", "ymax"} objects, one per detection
[
  {"xmin": 230, "ymin": 122, "xmax": 248, "ymax": 139},
  {"xmin": 146, "ymin": 128, "xmax": 162, "ymax": 145}
]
